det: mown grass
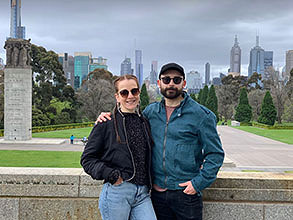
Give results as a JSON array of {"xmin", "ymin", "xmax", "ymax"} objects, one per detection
[
  {"xmin": 241, "ymin": 170, "xmax": 264, "ymax": 172},
  {"xmin": 0, "ymin": 150, "xmax": 82, "ymax": 168},
  {"xmin": 235, "ymin": 126, "xmax": 293, "ymax": 144},
  {"xmin": 32, "ymin": 127, "xmax": 93, "ymax": 139},
  {"xmin": 284, "ymin": 171, "xmax": 293, "ymax": 174}
]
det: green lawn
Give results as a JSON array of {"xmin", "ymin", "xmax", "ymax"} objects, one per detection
[
  {"xmin": 0, "ymin": 150, "xmax": 82, "ymax": 168},
  {"xmin": 235, "ymin": 126, "xmax": 293, "ymax": 144},
  {"xmin": 32, "ymin": 127, "xmax": 93, "ymax": 139}
]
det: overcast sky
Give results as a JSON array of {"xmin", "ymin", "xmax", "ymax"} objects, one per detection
[{"xmin": 1, "ymin": 0, "xmax": 293, "ymax": 78}]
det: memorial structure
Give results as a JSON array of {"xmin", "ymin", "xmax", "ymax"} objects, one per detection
[{"xmin": 4, "ymin": 38, "xmax": 32, "ymax": 140}]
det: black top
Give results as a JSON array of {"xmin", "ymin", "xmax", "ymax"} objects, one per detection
[
  {"xmin": 124, "ymin": 112, "xmax": 149, "ymax": 186},
  {"xmin": 80, "ymin": 110, "xmax": 152, "ymax": 188}
]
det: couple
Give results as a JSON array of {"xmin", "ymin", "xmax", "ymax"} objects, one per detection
[{"xmin": 81, "ymin": 63, "xmax": 224, "ymax": 220}]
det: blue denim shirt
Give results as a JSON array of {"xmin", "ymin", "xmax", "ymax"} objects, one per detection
[{"xmin": 143, "ymin": 92, "xmax": 224, "ymax": 194}]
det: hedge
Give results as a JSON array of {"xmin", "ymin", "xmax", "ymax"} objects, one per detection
[
  {"xmin": 252, "ymin": 122, "xmax": 293, "ymax": 130},
  {"xmin": 0, "ymin": 122, "xmax": 95, "ymax": 137}
]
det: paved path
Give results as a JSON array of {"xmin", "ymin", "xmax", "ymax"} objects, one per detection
[
  {"xmin": 0, "ymin": 139, "xmax": 85, "ymax": 152},
  {"xmin": 0, "ymin": 126, "xmax": 292, "ymax": 171},
  {"xmin": 218, "ymin": 126, "xmax": 293, "ymax": 171}
]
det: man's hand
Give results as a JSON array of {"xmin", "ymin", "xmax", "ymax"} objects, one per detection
[
  {"xmin": 95, "ymin": 112, "xmax": 112, "ymax": 124},
  {"xmin": 179, "ymin": 181, "xmax": 197, "ymax": 195}
]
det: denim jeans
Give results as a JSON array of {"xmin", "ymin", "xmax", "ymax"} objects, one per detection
[
  {"xmin": 99, "ymin": 182, "xmax": 157, "ymax": 220},
  {"xmin": 151, "ymin": 189, "xmax": 203, "ymax": 220}
]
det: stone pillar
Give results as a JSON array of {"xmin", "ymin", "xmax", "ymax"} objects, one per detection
[{"xmin": 4, "ymin": 39, "xmax": 32, "ymax": 141}]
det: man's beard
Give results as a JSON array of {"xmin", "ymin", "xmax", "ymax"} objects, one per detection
[{"xmin": 160, "ymin": 87, "xmax": 183, "ymax": 99}]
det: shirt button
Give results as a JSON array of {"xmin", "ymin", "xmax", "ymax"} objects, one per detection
[{"xmin": 178, "ymin": 114, "xmax": 181, "ymax": 117}]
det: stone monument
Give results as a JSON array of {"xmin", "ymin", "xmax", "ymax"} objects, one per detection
[{"xmin": 4, "ymin": 38, "xmax": 32, "ymax": 140}]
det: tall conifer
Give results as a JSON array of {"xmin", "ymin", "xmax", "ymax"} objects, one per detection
[
  {"xmin": 206, "ymin": 85, "xmax": 219, "ymax": 121},
  {"xmin": 235, "ymin": 88, "xmax": 252, "ymax": 122},
  {"xmin": 258, "ymin": 91, "xmax": 277, "ymax": 125},
  {"xmin": 140, "ymin": 83, "xmax": 149, "ymax": 111}
]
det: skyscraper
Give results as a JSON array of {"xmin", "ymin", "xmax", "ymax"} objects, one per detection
[
  {"xmin": 205, "ymin": 62, "xmax": 210, "ymax": 85},
  {"xmin": 58, "ymin": 53, "xmax": 75, "ymax": 88},
  {"xmin": 248, "ymin": 36, "xmax": 273, "ymax": 78},
  {"xmin": 135, "ymin": 50, "xmax": 143, "ymax": 86},
  {"xmin": 10, "ymin": 0, "xmax": 25, "ymax": 39},
  {"xmin": 285, "ymin": 50, "xmax": 293, "ymax": 80},
  {"xmin": 263, "ymin": 51, "xmax": 274, "ymax": 80},
  {"xmin": 120, "ymin": 58, "xmax": 132, "ymax": 76},
  {"xmin": 230, "ymin": 35, "xmax": 241, "ymax": 74},
  {"xmin": 186, "ymin": 70, "xmax": 202, "ymax": 94},
  {"xmin": 150, "ymin": 60, "xmax": 158, "ymax": 84},
  {"xmin": 74, "ymin": 52, "xmax": 92, "ymax": 89},
  {"xmin": 89, "ymin": 56, "xmax": 108, "ymax": 72}
]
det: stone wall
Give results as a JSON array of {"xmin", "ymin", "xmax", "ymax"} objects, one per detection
[{"xmin": 0, "ymin": 168, "xmax": 292, "ymax": 220}]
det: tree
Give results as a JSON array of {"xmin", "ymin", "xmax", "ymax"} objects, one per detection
[
  {"xmin": 219, "ymin": 74, "xmax": 248, "ymax": 109},
  {"xmin": 140, "ymin": 83, "xmax": 150, "ymax": 111},
  {"xmin": 31, "ymin": 44, "xmax": 79, "ymax": 124},
  {"xmin": 216, "ymin": 85, "xmax": 234, "ymax": 122},
  {"xmin": 32, "ymin": 107, "xmax": 50, "ymax": 127},
  {"xmin": 77, "ymin": 68, "xmax": 116, "ymax": 121},
  {"xmin": 235, "ymin": 88, "xmax": 252, "ymax": 123},
  {"xmin": 31, "ymin": 44, "xmax": 67, "ymax": 109},
  {"xmin": 282, "ymin": 99, "xmax": 293, "ymax": 123},
  {"xmin": 206, "ymin": 85, "xmax": 219, "ymax": 121},
  {"xmin": 258, "ymin": 91, "xmax": 277, "ymax": 125},
  {"xmin": 200, "ymin": 85, "xmax": 209, "ymax": 106},
  {"xmin": 247, "ymin": 72, "xmax": 262, "ymax": 90},
  {"xmin": 197, "ymin": 89, "xmax": 203, "ymax": 104},
  {"xmin": 285, "ymin": 69, "xmax": 293, "ymax": 100},
  {"xmin": 190, "ymin": 93, "xmax": 198, "ymax": 102},
  {"xmin": 262, "ymin": 67, "xmax": 285, "ymax": 124},
  {"xmin": 248, "ymin": 89, "xmax": 266, "ymax": 121}
]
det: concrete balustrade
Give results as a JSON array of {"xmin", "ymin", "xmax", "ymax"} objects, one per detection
[{"xmin": 0, "ymin": 168, "xmax": 292, "ymax": 220}]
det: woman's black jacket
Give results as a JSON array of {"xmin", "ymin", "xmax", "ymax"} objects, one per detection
[{"xmin": 80, "ymin": 110, "xmax": 153, "ymax": 187}]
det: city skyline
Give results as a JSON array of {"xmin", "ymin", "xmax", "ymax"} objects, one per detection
[{"xmin": 1, "ymin": 0, "xmax": 293, "ymax": 78}]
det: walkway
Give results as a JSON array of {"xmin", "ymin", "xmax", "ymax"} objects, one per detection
[
  {"xmin": 218, "ymin": 126, "xmax": 293, "ymax": 171},
  {"xmin": 0, "ymin": 126, "xmax": 292, "ymax": 171}
]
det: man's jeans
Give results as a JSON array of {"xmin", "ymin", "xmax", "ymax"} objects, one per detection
[
  {"xmin": 151, "ymin": 189, "xmax": 203, "ymax": 220},
  {"xmin": 99, "ymin": 182, "xmax": 157, "ymax": 220}
]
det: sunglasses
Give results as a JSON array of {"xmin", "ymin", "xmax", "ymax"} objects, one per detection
[
  {"xmin": 160, "ymin": 76, "xmax": 183, "ymax": 85},
  {"xmin": 119, "ymin": 88, "xmax": 140, "ymax": 98}
]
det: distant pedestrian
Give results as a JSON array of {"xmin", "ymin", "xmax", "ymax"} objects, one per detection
[
  {"xmin": 81, "ymin": 136, "xmax": 88, "ymax": 145},
  {"xmin": 70, "ymin": 135, "xmax": 75, "ymax": 144}
]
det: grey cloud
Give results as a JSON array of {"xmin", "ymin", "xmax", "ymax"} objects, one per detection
[{"xmin": 1, "ymin": 0, "xmax": 293, "ymax": 76}]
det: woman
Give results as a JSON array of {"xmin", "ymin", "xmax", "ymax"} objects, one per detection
[{"xmin": 80, "ymin": 74, "xmax": 156, "ymax": 220}]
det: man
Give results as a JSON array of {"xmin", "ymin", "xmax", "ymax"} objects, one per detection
[{"xmin": 98, "ymin": 63, "xmax": 224, "ymax": 220}]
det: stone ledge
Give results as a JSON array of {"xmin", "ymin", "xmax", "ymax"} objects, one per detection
[
  {"xmin": 0, "ymin": 168, "xmax": 292, "ymax": 201},
  {"xmin": 1, "ymin": 168, "xmax": 293, "ymax": 220}
]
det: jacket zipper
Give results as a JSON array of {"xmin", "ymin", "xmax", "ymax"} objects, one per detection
[
  {"xmin": 163, "ymin": 120, "xmax": 169, "ymax": 187},
  {"xmin": 119, "ymin": 110, "xmax": 136, "ymax": 182},
  {"xmin": 142, "ymin": 122, "xmax": 153, "ymax": 189}
]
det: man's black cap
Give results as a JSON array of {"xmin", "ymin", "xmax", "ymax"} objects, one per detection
[{"xmin": 159, "ymin": 63, "xmax": 185, "ymax": 79}]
